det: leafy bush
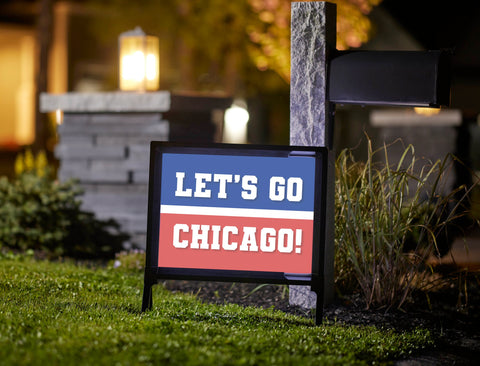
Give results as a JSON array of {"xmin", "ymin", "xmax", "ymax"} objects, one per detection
[
  {"xmin": 334, "ymin": 138, "xmax": 472, "ymax": 310},
  {"xmin": 0, "ymin": 172, "xmax": 129, "ymax": 259}
]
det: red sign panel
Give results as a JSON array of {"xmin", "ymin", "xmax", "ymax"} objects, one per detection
[{"xmin": 158, "ymin": 213, "xmax": 314, "ymax": 273}]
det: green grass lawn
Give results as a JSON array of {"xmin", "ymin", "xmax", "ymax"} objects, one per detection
[{"xmin": 0, "ymin": 254, "xmax": 433, "ymax": 365}]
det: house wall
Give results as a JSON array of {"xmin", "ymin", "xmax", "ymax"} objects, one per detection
[{"xmin": 0, "ymin": 25, "xmax": 35, "ymax": 148}]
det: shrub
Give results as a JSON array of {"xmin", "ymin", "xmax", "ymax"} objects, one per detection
[
  {"xmin": 334, "ymin": 138, "xmax": 473, "ymax": 310},
  {"xmin": 0, "ymin": 172, "xmax": 129, "ymax": 259}
]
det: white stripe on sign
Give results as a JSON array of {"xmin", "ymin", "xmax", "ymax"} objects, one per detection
[{"xmin": 160, "ymin": 205, "xmax": 314, "ymax": 220}]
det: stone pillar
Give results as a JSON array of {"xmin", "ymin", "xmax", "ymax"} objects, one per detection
[
  {"xmin": 289, "ymin": 1, "xmax": 336, "ymax": 309},
  {"xmin": 40, "ymin": 91, "xmax": 231, "ymax": 249}
]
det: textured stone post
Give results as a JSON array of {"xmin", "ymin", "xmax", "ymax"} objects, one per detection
[{"xmin": 289, "ymin": 1, "xmax": 336, "ymax": 309}]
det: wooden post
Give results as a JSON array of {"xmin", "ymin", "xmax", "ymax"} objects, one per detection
[{"xmin": 289, "ymin": 1, "xmax": 336, "ymax": 316}]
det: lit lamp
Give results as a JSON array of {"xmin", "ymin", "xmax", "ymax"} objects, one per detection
[
  {"xmin": 414, "ymin": 107, "xmax": 441, "ymax": 116},
  {"xmin": 119, "ymin": 26, "xmax": 159, "ymax": 91},
  {"xmin": 223, "ymin": 100, "xmax": 250, "ymax": 144}
]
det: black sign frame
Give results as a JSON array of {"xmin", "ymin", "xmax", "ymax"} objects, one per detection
[{"xmin": 141, "ymin": 142, "xmax": 328, "ymax": 324}]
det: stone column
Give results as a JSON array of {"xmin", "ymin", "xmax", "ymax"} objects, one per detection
[
  {"xmin": 40, "ymin": 91, "xmax": 231, "ymax": 249},
  {"xmin": 40, "ymin": 92, "xmax": 170, "ymax": 248},
  {"xmin": 289, "ymin": 1, "xmax": 336, "ymax": 309}
]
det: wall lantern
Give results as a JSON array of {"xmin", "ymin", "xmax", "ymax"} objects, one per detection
[{"xmin": 119, "ymin": 26, "xmax": 159, "ymax": 91}]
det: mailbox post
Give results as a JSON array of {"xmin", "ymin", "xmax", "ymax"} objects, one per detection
[{"xmin": 288, "ymin": 1, "xmax": 450, "ymax": 310}]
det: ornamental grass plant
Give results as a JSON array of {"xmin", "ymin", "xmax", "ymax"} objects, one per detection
[{"xmin": 334, "ymin": 137, "xmax": 473, "ymax": 310}]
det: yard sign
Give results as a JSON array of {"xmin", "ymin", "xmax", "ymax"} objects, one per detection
[{"xmin": 142, "ymin": 142, "xmax": 328, "ymax": 320}]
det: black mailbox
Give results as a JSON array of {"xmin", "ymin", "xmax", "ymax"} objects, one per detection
[{"xmin": 328, "ymin": 50, "xmax": 451, "ymax": 108}]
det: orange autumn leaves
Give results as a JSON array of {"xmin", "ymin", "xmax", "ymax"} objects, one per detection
[{"xmin": 247, "ymin": 0, "xmax": 382, "ymax": 82}]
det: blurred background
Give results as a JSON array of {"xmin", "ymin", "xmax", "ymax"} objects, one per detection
[{"xmin": 0, "ymin": 0, "xmax": 479, "ymax": 214}]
